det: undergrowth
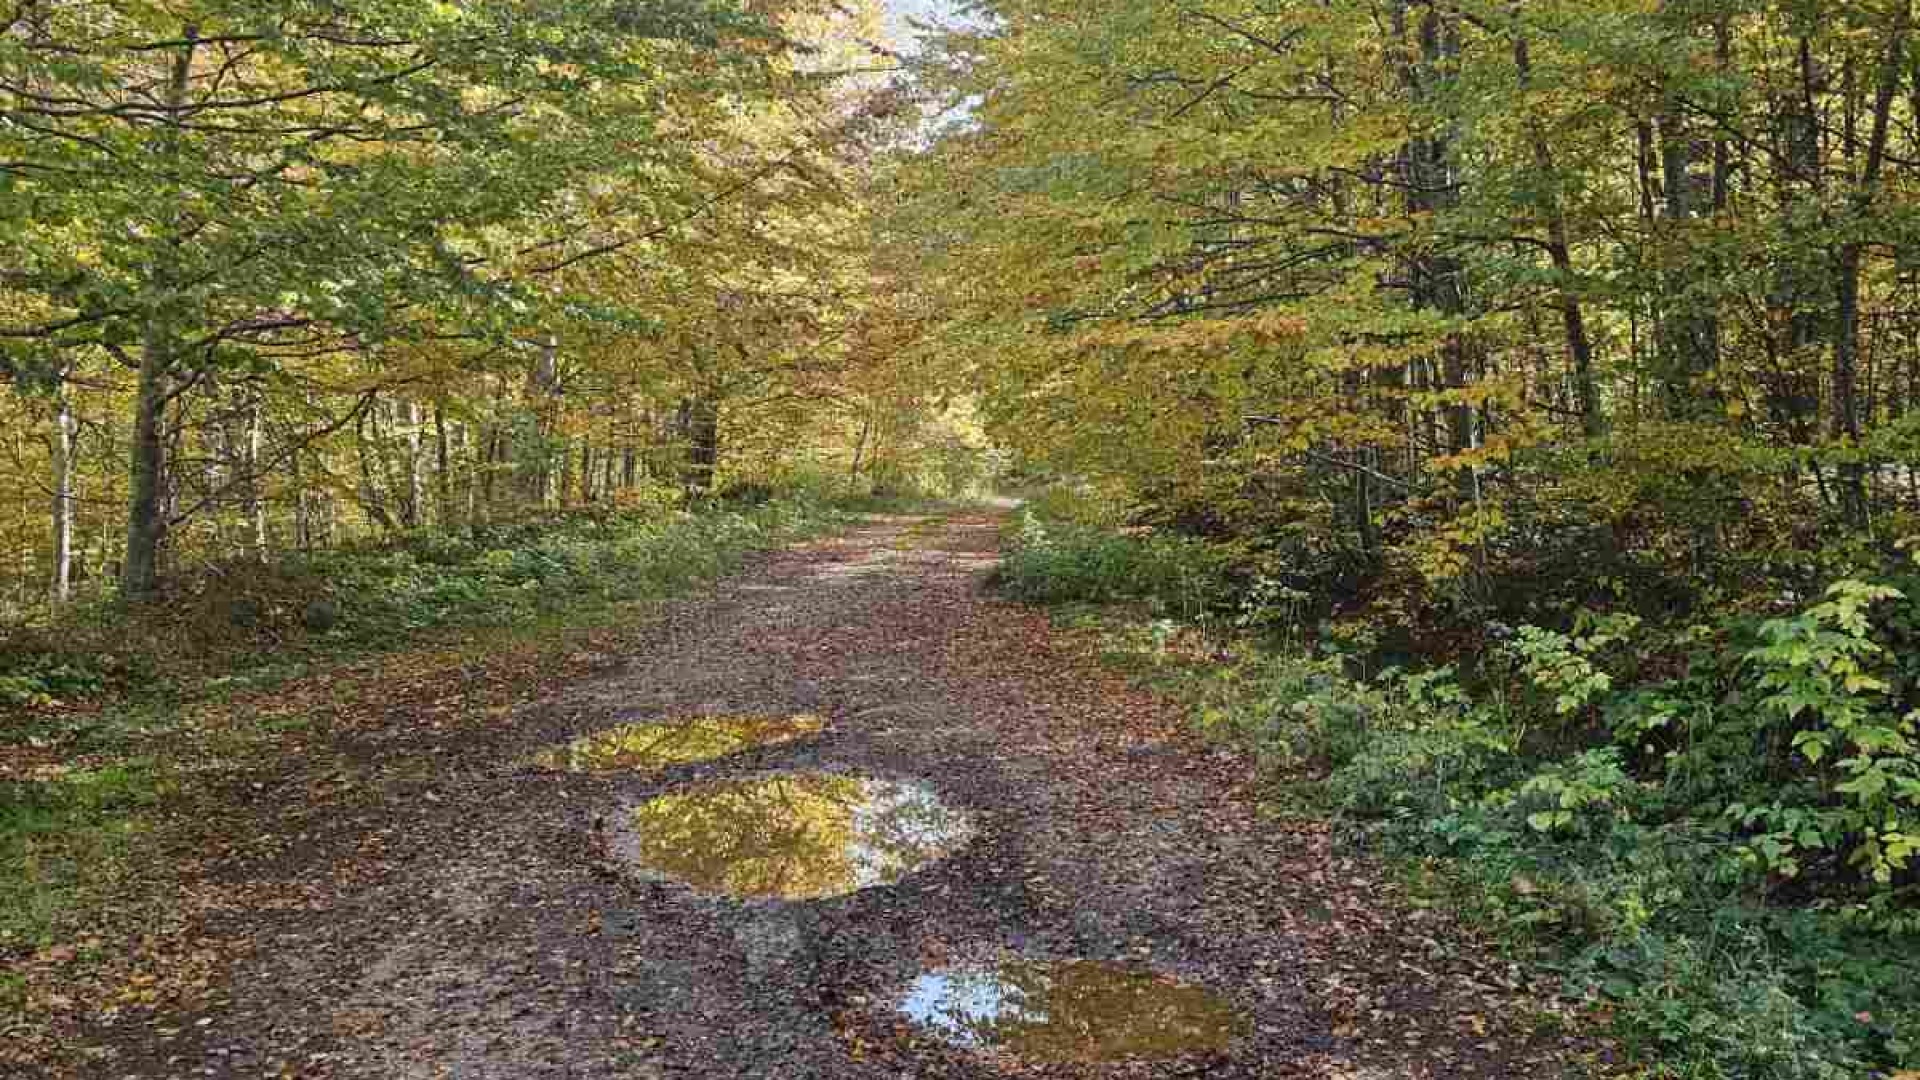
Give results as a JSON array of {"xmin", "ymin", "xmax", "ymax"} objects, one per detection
[
  {"xmin": 1003, "ymin": 502, "xmax": 1920, "ymax": 1079},
  {"xmin": 997, "ymin": 508, "xmax": 1232, "ymax": 619}
]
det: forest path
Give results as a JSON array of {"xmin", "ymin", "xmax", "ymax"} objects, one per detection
[{"xmin": 61, "ymin": 513, "xmax": 1606, "ymax": 1078}]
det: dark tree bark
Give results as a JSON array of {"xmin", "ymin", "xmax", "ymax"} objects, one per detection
[{"xmin": 121, "ymin": 27, "xmax": 197, "ymax": 597}]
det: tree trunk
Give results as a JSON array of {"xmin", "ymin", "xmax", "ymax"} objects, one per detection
[
  {"xmin": 682, "ymin": 397, "xmax": 721, "ymax": 495},
  {"xmin": 357, "ymin": 406, "xmax": 397, "ymax": 532},
  {"xmin": 529, "ymin": 335, "xmax": 561, "ymax": 506},
  {"xmin": 50, "ymin": 372, "xmax": 75, "ymax": 605},
  {"xmin": 293, "ymin": 443, "xmax": 314, "ymax": 552},
  {"xmin": 244, "ymin": 391, "xmax": 266, "ymax": 560},
  {"xmin": 434, "ymin": 402, "xmax": 455, "ymax": 528},
  {"xmin": 851, "ymin": 409, "xmax": 874, "ymax": 479},
  {"xmin": 1655, "ymin": 1, "xmax": 1720, "ymax": 414},
  {"xmin": 123, "ymin": 334, "xmax": 172, "ymax": 597},
  {"xmin": 1397, "ymin": 0, "xmax": 1474, "ymax": 502},
  {"xmin": 1514, "ymin": 26, "xmax": 1601, "ymax": 437},
  {"xmin": 1832, "ymin": 0, "xmax": 1908, "ymax": 526},
  {"xmin": 121, "ymin": 27, "xmax": 196, "ymax": 598},
  {"xmin": 405, "ymin": 398, "xmax": 425, "ymax": 529},
  {"xmin": 481, "ymin": 424, "xmax": 501, "ymax": 515}
]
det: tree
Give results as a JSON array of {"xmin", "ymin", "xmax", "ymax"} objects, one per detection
[
  {"xmin": 1, "ymin": 0, "xmax": 773, "ymax": 594},
  {"xmin": 903, "ymin": 0, "xmax": 1920, "ymax": 611}
]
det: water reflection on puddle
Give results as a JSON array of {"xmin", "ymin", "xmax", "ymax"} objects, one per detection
[
  {"xmin": 900, "ymin": 959, "xmax": 1245, "ymax": 1062},
  {"xmin": 532, "ymin": 714, "xmax": 823, "ymax": 773},
  {"xmin": 627, "ymin": 773, "xmax": 971, "ymax": 900}
]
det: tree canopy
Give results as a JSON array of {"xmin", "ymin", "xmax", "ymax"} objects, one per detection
[
  {"xmin": 905, "ymin": 0, "xmax": 1920, "ymax": 620},
  {"xmin": 0, "ymin": 0, "xmax": 975, "ymax": 605}
]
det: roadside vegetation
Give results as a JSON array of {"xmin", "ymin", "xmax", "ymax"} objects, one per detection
[{"xmin": 1000, "ymin": 491, "xmax": 1920, "ymax": 1079}]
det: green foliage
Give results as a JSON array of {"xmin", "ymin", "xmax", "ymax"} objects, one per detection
[
  {"xmin": 1507, "ymin": 749, "xmax": 1631, "ymax": 837},
  {"xmin": 997, "ymin": 510, "xmax": 1231, "ymax": 619},
  {"xmin": 1198, "ymin": 652, "xmax": 1376, "ymax": 774},
  {"xmin": 2, "ymin": 496, "xmax": 851, "ymax": 707},
  {"xmin": 267, "ymin": 499, "xmax": 843, "ymax": 650},
  {"xmin": 0, "ymin": 654, "xmax": 106, "ymax": 708},
  {"xmin": 1016, "ymin": 484, "xmax": 1129, "ymax": 528},
  {"xmin": 1323, "ymin": 668, "xmax": 1516, "ymax": 821},
  {"xmin": 1236, "ymin": 643, "xmax": 1920, "ymax": 1076},
  {"xmin": 1504, "ymin": 613, "xmax": 1642, "ymax": 723},
  {"xmin": 1046, "ymin": 537, "xmax": 1920, "ymax": 1076},
  {"xmin": 1734, "ymin": 582, "xmax": 1920, "ymax": 887}
]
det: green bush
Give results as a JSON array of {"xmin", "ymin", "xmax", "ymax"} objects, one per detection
[
  {"xmin": 1197, "ymin": 652, "xmax": 1375, "ymax": 773},
  {"xmin": 1118, "ymin": 603, "xmax": 1920, "ymax": 1077},
  {"xmin": 998, "ymin": 510, "xmax": 1231, "ymax": 618},
  {"xmin": 0, "ymin": 653, "xmax": 107, "ymax": 708},
  {"xmin": 298, "ymin": 500, "xmax": 836, "ymax": 647}
]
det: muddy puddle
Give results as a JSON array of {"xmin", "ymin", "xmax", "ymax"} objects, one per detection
[
  {"xmin": 899, "ymin": 958, "xmax": 1246, "ymax": 1062},
  {"xmin": 531, "ymin": 713, "xmax": 823, "ymax": 773},
  {"xmin": 624, "ymin": 773, "xmax": 971, "ymax": 900}
]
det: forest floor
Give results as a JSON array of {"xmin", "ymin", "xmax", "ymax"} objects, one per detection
[{"xmin": 4, "ymin": 513, "xmax": 1617, "ymax": 1078}]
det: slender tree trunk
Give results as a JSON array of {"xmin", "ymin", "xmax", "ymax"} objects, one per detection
[
  {"xmin": 1655, "ymin": 0, "xmax": 1721, "ymax": 414},
  {"xmin": 1658, "ymin": 103, "xmax": 1713, "ymax": 412},
  {"xmin": 123, "ymin": 334, "xmax": 172, "ymax": 597},
  {"xmin": 851, "ymin": 409, "xmax": 873, "ymax": 479},
  {"xmin": 244, "ymin": 391, "xmax": 266, "ymax": 560},
  {"xmin": 529, "ymin": 335, "xmax": 561, "ymax": 506},
  {"xmin": 356, "ymin": 406, "xmax": 397, "ymax": 532},
  {"xmin": 434, "ymin": 402, "xmax": 454, "ymax": 529},
  {"xmin": 1765, "ymin": 39, "xmax": 1826, "ymax": 459},
  {"xmin": 405, "ymin": 398, "xmax": 425, "ymax": 529},
  {"xmin": 1833, "ymin": 0, "xmax": 1909, "ymax": 526},
  {"xmin": 1397, "ymin": 0, "xmax": 1475, "ymax": 500},
  {"xmin": 1712, "ymin": 18, "xmax": 1732, "ymax": 213},
  {"xmin": 466, "ymin": 424, "xmax": 482, "ymax": 528},
  {"xmin": 1514, "ymin": 25, "xmax": 1602, "ymax": 437},
  {"xmin": 481, "ymin": 426, "xmax": 497, "ymax": 514},
  {"xmin": 293, "ymin": 443, "xmax": 314, "ymax": 552},
  {"xmin": 679, "ymin": 396, "xmax": 722, "ymax": 495},
  {"xmin": 51, "ymin": 372, "xmax": 75, "ymax": 604}
]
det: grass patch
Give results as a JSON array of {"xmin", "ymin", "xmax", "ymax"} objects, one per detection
[{"xmin": 0, "ymin": 762, "xmax": 164, "ymax": 950}]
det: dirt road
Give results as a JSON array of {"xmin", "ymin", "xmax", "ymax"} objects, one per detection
[{"xmin": 46, "ymin": 514, "xmax": 1605, "ymax": 1078}]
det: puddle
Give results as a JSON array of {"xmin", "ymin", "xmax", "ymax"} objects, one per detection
[
  {"xmin": 899, "ymin": 958, "xmax": 1246, "ymax": 1062},
  {"xmin": 626, "ymin": 773, "xmax": 971, "ymax": 900},
  {"xmin": 531, "ymin": 713, "xmax": 823, "ymax": 773}
]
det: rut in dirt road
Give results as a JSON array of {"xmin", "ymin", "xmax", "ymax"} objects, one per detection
[{"xmin": 98, "ymin": 514, "xmax": 1607, "ymax": 1079}]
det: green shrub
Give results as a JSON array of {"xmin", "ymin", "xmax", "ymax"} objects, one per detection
[
  {"xmin": 999, "ymin": 511, "xmax": 1231, "ymax": 618},
  {"xmin": 0, "ymin": 653, "xmax": 107, "ymax": 708},
  {"xmin": 1197, "ymin": 652, "xmax": 1376, "ymax": 772},
  {"xmin": 1086, "ymin": 597, "xmax": 1920, "ymax": 1077}
]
